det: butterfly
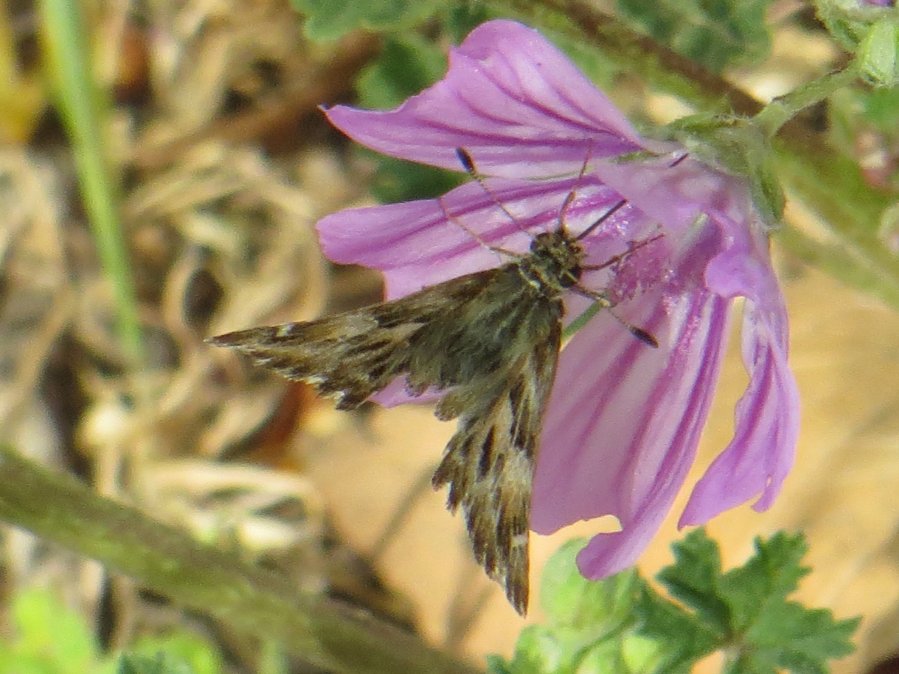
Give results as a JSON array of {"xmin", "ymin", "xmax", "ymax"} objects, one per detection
[{"xmin": 208, "ymin": 149, "xmax": 658, "ymax": 614}]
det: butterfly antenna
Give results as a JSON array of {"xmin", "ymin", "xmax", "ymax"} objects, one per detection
[
  {"xmin": 570, "ymin": 230, "xmax": 664, "ymax": 347},
  {"xmin": 566, "ymin": 291, "xmax": 659, "ymax": 348},
  {"xmin": 435, "ymin": 148, "xmax": 528, "ymax": 258},
  {"xmin": 454, "ymin": 148, "xmax": 530, "ymax": 237},
  {"xmin": 436, "ymin": 192, "xmax": 505, "ymax": 256},
  {"xmin": 581, "ymin": 231, "xmax": 664, "ymax": 270},
  {"xmin": 612, "ymin": 311, "xmax": 659, "ymax": 347},
  {"xmin": 573, "ymin": 151, "xmax": 686, "ymax": 242},
  {"xmin": 556, "ymin": 142, "xmax": 597, "ymax": 230},
  {"xmin": 576, "ymin": 198, "xmax": 628, "ymax": 241},
  {"xmin": 453, "ymin": 143, "xmax": 602, "ymax": 245}
]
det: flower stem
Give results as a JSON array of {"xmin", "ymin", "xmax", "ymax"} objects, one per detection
[
  {"xmin": 0, "ymin": 446, "xmax": 482, "ymax": 674},
  {"xmin": 753, "ymin": 66, "xmax": 862, "ymax": 138}
]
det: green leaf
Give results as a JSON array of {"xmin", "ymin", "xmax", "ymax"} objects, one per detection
[
  {"xmin": 653, "ymin": 529, "xmax": 730, "ymax": 635},
  {"xmin": 717, "ymin": 532, "xmax": 809, "ymax": 631},
  {"xmin": 496, "ymin": 531, "xmax": 857, "ymax": 673},
  {"xmin": 635, "ymin": 582, "xmax": 719, "ymax": 672},
  {"xmin": 291, "ymin": 0, "xmax": 441, "ymax": 41},
  {"xmin": 738, "ymin": 603, "xmax": 861, "ymax": 674},
  {"xmin": 637, "ymin": 529, "xmax": 860, "ymax": 674},
  {"xmin": 616, "ymin": 0, "xmax": 773, "ymax": 72},
  {"xmin": 494, "ymin": 539, "xmax": 654, "ymax": 674},
  {"xmin": 540, "ymin": 539, "xmax": 641, "ymax": 630}
]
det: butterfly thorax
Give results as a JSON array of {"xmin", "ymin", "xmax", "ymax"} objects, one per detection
[{"xmin": 516, "ymin": 230, "xmax": 585, "ymax": 295}]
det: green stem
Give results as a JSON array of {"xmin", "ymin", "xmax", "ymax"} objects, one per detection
[
  {"xmin": 754, "ymin": 66, "xmax": 862, "ymax": 138},
  {"xmin": 564, "ymin": 302, "xmax": 603, "ymax": 340},
  {"xmin": 0, "ymin": 447, "xmax": 482, "ymax": 674},
  {"xmin": 38, "ymin": 0, "xmax": 144, "ymax": 366}
]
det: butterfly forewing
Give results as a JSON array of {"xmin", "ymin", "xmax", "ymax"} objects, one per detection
[
  {"xmin": 210, "ymin": 270, "xmax": 499, "ymax": 409},
  {"xmin": 210, "ymin": 228, "xmax": 588, "ymax": 614}
]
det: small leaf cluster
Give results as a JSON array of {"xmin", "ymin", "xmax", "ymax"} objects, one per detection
[
  {"xmin": 490, "ymin": 530, "xmax": 859, "ymax": 674},
  {"xmin": 0, "ymin": 589, "xmax": 223, "ymax": 674}
]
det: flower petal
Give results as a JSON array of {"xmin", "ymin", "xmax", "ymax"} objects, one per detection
[
  {"xmin": 679, "ymin": 298, "xmax": 800, "ymax": 524},
  {"xmin": 531, "ymin": 286, "xmax": 731, "ymax": 578},
  {"xmin": 317, "ymin": 174, "xmax": 632, "ymax": 298},
  {"xmin": 324, "ymin": 20, "xmax": 646, "ymax": 178}
]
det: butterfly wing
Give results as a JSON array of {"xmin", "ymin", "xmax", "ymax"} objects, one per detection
[
  {"xmin": 208, "ymin": 270, "xmax": 499, "ymax": 409},
  {"xmin": 430, "ymin": 309, "xmax": 561, "ymax": 615},
  {"xmin": 210, "ymin": 263, "xmax": 564, "ymax": 615}
]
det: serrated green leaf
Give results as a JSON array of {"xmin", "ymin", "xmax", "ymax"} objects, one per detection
[
  {"xmin": 654, "ymin": 529, "xmax": 731, "ymax": 635},
  {"xmin": 638, "ymin": 529, "xmax": 859, "ymax": 674},
  {"xmin": 635, "ymin": 583, "xmax": 719, "ymax": 673},
  {"xmin": 741, "ymin": 602, "xmax": 861, "ymax": 672},
  {"xmin": 498, "ymin": 531, "xmax": 857, "ymax": 674},
  {"xmin": 616, "ymin": 0, "xmax": 773, "ymax": 72},
  {"xmin": 718, "ymin": 532, "xmax": 809, "ymax": 632},
  {"xmin": 291, "ymin": 0, "xmax": 441, "ymax": 41}
]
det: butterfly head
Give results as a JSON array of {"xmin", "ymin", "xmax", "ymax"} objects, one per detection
[{"xmin": 521, "ymin": 229, "xmax": 586, "ymax": 292}]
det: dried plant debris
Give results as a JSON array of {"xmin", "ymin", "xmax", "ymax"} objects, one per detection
[{"xmin": 0, "ymin": 0, "xmax": 397, "ymax": 666}]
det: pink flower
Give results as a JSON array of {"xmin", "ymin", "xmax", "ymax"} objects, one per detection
[{"xmin": 316, "ymin": 20, "xmax": 799, "ymax": 580}]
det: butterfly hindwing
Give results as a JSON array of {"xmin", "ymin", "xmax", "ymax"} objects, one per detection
[{"xmin": 432, "ymin": 313, "xmax": 561, "ymax": 614}]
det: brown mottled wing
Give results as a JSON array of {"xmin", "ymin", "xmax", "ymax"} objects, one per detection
[
  {"xmin": 431, "ymin": 316, "xmax": 561, "ymax": 615},
  {"xmin": 210, "ymin": 262, "xmax": 563, "ymax": 615},
  {"xmin": 208, "ymin": 270, "xmax": 499, "ymax": 410}
]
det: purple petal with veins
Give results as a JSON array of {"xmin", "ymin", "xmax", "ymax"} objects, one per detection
[{"xmin": 315, "ymin": 19, "xmax": 800, "ymax": 580}]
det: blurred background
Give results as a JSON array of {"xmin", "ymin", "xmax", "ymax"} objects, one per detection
[{"xmin": 0, "ymin": 1, "xmax": 898, "ymax": 672}]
